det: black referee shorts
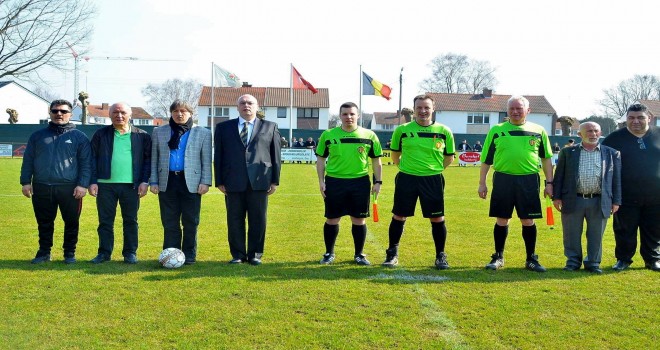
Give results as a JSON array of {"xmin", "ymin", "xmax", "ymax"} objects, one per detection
[
  {"xmin": 489, "ymin": 172, "xmax": 543, "ymax": 219},
  {"xmin": 324, "ymin": 175, "xmax": 371, "ymax": 219},
  {"xmin": 392, "ymin": 172, "xmax": 445, "ymax": 218}
]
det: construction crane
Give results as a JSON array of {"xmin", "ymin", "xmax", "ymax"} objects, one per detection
[{"xmin": 66, "ymin": 42, "xmax": 182, "ymax": 102}]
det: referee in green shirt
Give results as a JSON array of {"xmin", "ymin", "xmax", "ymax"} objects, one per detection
[
  {"xmin": 316, "ymin": 102, "xmax": 383, "ymax": 265},
  {"xmin": 478, "ymin": 95, "xmax": 554, "ymax": 272},
  {"xmin": 383, "ymin": 94, "xmax": 456, "ymax": 269}
]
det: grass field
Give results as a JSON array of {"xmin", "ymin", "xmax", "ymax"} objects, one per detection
[{"xmin": 0, "ymin": 158, "xmax": 657, "ymax": 349}]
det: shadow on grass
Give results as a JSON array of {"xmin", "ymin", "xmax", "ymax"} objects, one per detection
[{"xmin": 0, "ymin": 259, "xmax": 642, "ymax": 283}]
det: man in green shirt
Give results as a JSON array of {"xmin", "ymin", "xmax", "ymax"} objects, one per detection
[
  {"xmin": 383, "ymin": 94, "xmax": 455, "ymax": 269},
  {"xmin": 316, "ymin": 102, "xmax": 383, "ymax": 265},
  {"xmin": 89, "ymin": 102, "xmax": 151, "ymax": 264},
  {"xmin": 478, "ymin": 95, "xmax": 554, "ymax": 272}
]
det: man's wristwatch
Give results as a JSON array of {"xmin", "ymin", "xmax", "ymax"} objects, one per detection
[
  {"xmin": 544, "ymin": 180, "xmax": 553, "ymax": 185},
  {"xmin": 374, "ymin": 180, "xmax": 383, "ymax": 184}
]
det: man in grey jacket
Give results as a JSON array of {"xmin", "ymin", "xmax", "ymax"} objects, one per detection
[
  {"xmin": 553, "ymin": 122, "xmax": 621, "ymax": 274},
  {"xmin": 20, "ymin": 99, "xmax": 91, "ymax": 264}
]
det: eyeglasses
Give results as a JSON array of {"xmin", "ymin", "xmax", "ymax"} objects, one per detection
[
  {"xmin": 50, "ymin": 109, "xmax": 71, "ymax": 114},
  {"xmin": 638, "ymin": 138, "xmax": 646, "ymax": 150}
]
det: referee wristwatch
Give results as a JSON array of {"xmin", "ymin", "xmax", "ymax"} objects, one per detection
[
  {"xmin": 374, "ymin": 180, "xmax": 383, "ymax": 185},
  {"xmin": 544, "ymin": 180, "xmax": 553, "ymax": 186}
]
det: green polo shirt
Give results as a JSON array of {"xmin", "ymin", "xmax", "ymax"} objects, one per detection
[
  {"xmin": 316, "ymin": 126, "xmax": 382, "ymax": 178},
  {"xmin": 390, "ymin": 121, "xmax": 455, "ymax": 176},
  {"xmin": 98, "ymin": 128, "xmax": 133, "ymax": 183}
]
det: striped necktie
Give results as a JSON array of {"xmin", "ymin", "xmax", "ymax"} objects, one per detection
[{"xmin": 240, "ymin": 121, "xmax": 248, "ymax": 146}]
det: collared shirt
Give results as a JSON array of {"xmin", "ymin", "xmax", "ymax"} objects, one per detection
[
  {"xmin": 577, "ymin": 143, "xmax": 602, "ymax": 194},
  {"xmin": 238, "ymin": 117, "xmax": 254, "ymax": 145},
  {"xmin": 169, "ymin": 130, "xmax": 190, "ymax": 171}
]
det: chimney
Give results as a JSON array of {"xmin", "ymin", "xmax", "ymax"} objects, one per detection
[
  {"xmin": 242, "ymin": 82, "xmax": 252, "ymax": 88},
  {"xmin": 102, "ymin": 103, "xmax": 109, "ymax": 110},
  {"xmin": 482, "ymin": 88, "xmax": 492, "ymax": 98}
]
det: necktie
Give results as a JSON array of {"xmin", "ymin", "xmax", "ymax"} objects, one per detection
[{"xmin": 240, "ymin": 122, "xmax": 248, "ymax": 146}]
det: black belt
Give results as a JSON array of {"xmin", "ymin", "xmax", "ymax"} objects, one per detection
[
  {"xmin": 577, "ymin": 193, "xmax": 600, "ymax": 198},
  {"xmin": 169, "ymin": 171, "xmax": 184, "ymax": 176}
]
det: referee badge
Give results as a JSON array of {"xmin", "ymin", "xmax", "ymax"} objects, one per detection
[
  {"xmin": 435, "ymin": 141, "xmax": 443, "ymax": 150},
  {"xmin": 529, "ymin": 137, "xmax": 539, "ymax": 147},
  {"xmin": 357, "ymin": 146, "xmax": 365, "ymax": 153}
]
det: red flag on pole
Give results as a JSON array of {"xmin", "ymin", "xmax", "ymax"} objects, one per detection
[{"xmin": 292, "ymin": 66, "xmax": 319, "ymax": 94}]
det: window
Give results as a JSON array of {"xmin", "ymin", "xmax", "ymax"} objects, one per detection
[
  {"xmin": 297, "ymin": 108, "xmax": 319, "ymax": 118},
  {"xmin": 208, "ymin": 107, "xmax": 229, "ymax": 116},
  {"xmin": 133, "ymin": 119, "xmax": 150, "ymax": 126},
  {"xmin": 277, "ymin": 107, "xmax": 287, "ymax": 118},
  {"xmin": 381, "ymin": 124, "xmax": 394, "ymax": 130},
  {"xmin": 467, "ymin": 112, "xmax": 490, "ymax": 124}
]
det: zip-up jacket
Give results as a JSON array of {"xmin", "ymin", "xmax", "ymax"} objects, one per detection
[
  {"xmin": 90, "ymin": 125, "xmax": 152, "ymax": 188},
  {"xmin": 20, "ymin": 123, "xmax": 92, "ymax": 187}
]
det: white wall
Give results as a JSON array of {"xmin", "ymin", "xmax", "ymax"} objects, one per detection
[
  {"xmin": 197, "ymin": 105, "xmax": 330, "ymax": 130},
  {"xmin": 0, "ymin": 83, "xmax": 50, "ymax": 124}
]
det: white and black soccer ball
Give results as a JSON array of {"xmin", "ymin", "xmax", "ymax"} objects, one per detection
[{"xmin": 159, "ymin": 248, "xmax": 185, "ymax": 269}]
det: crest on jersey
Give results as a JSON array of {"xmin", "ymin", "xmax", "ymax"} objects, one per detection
[{"xmin": 357, "ymin": 146, "xmax": 365, "ymax": 153}]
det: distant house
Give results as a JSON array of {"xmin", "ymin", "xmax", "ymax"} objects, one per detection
[
  {"xmin": 0, "ymin": 81, "xmax": 50, "ymax": 125},
  {"xmin": 71, "ymin": 103, "xmax": 155, "ymax": 126},
  {"xmin": 427, "ymin": 89, "xmax": 558, "ymax": 135},
  {"xmin": 197, "ymin": 85, "xmax": 330, "ymax": 130},
  {"xmin": 372, "ymin": 112, "xmax": 407, "ymax": 131},
  {"xmin": 637, "ymin": 99, "xmax": 660, "ymax": 127}
]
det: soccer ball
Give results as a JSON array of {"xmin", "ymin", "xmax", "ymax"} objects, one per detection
[{"xmin": 159, "ymin": 248, "xmax": 185, "ymax": 269}]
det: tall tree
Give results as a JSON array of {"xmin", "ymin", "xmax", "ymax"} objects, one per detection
[
  {"xmin": 599, "ymin": 74, "xmax": 660, "ymax": 118},
  {"xmin": 420, "ymin": 53, "xmax": 498, "ymax": 94},
  {"xmin": 0, "ymin": 0, "xmax": 96, "ymax": 80},
  {"xmin": 141, "ymin": 78, "xmax": 203, "ymax": 120}
]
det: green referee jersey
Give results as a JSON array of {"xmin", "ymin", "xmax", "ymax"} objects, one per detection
[
  {"xmin": 480, "ymin": 121, "xmax": 552, "ymax": 175},
  {"xmin": 390, "ymin": 121, "xmax": 456, "ymax": 176},
  {"xmin": 315, "ymin": 126, "xmax": 383, "ymax": 179}
]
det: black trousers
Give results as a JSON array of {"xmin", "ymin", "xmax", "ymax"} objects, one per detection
[
  {"xmin": 613, "ymin": 204, "xmax": 660, "ymax": 264},
  {"xmin": 158, "ymin": 172, "xmax": 201, "ymax": 260},
  {"xmin": 96, "ymin": 183, "xmax": 140, "ymax": 257},
  {"xmin": 31, "ymin": 183, "xmax": 81, "ymax": 257},
  {"xmin": 225, "ymin": 185, "xmax": 268, "ymax": 260}
]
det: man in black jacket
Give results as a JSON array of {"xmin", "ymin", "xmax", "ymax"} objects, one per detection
[
  {"xmin": 20, "ymin": 99, "xmax": 91, "ymax": 264},
  {"xmin": 88, "ymin": 102, "xmax": 151, "ymax": 264}
]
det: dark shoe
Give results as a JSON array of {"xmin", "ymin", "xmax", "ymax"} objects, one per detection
[
  {"xmin": 585, "ymin": 266, "xmax": 603, "ymax": 274},
  {"xmin": 485, "ymin": 252, "xmax": 504, "ymax": 270},
  {"xmin": 90, "ymin": 254, "xmax": 110, "ymax": 264},
  {"xmin": 229, "ymin": 258, "xmax": 243, "ymax": 264},
  {"xmin": 354, "ymin": 254, "xmax": 371, "ymax": 266},
  {"xmin": 563, "ymin": 265, "xmax": 580, "ymax": 271},
  {"xmin": 123, "ymin": 254, "xmax": 138, "ymax": 264},
  {"xmin": 612, "ymin": 260, "xmax": 631, "ymax": 271},
  {"xmin": 525, "ymin": 255, "xmax": 546, "ymax": 272},
  {"xmin": 31, "ymin": 254, "xmax": 51, "ymax": 264},
  {"xmin": 64, "ymin": 255, "xmax": 77, "ymax": 264},
  {"xmin": 249, "ymin": 257, "xmax": 262, "ymax": 266},
  {"xmin": 184, "ymin": 259, "xmax": 196, "ymax": 265},
  {"xmin": 645, "ymin": 260, "xmax": 660, "ymax": 272},
  {"xmin": 382, "ymin": 248, "xmax": 398, "ymax": 267},
  {"xmin": 320, "ymin": 253, "xmax": 335, "ymax": 265},
  {"xmin": 435, "ymin": 252, "xmax": 450, "ymax": 270}
]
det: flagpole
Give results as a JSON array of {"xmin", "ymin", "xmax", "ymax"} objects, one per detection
[
  {"xmin": 289, "ymin": 63, "xmax": 294, "ymax": 144},
  {"xmin": 211, "ymin": 62, "xmax": 215, "ymax": 140},
  {"xmin": 359, "ymin": 64, "xmax": 363, "ymax": 128},
  {"xmin": 398, "ymin": 67, "xmax": 403, "ymax": 125}
]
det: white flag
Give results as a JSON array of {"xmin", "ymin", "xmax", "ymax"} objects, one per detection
[{"xmin": 213, "ymin": 64, "xmax": 242, "ymax": 88}]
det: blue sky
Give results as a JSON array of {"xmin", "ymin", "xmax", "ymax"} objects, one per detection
[{"xmin": 42, "ymin": 0, "xmax": 660, "ymax": 119}]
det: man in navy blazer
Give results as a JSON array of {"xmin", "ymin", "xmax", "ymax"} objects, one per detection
[
  {"xmin": 214, "ymin": 94, "xmax": 281, "ymax": 265},
  {"xmin": 553, "ymin": 122, "xmax": 621, "ymax": 273}
]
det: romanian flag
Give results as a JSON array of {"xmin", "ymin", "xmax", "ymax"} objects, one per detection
[
  {"xmin": 362, "ymin": 72, "xmax": 391, "ymax": 100},
  {"xmin": 292, "ymin": 66, "xmax": 318, "ymax": 94}
]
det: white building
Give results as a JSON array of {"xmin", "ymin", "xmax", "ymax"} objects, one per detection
[
  {"xmin": 0, "ymin": 81, "xmax": 50, "ymax": 125},
  {"xmin": 197, "ymin": 85, "xmax": 330, "ymax": 130},
  {"xmin": 71, "ymin": 103, "xmax": 157, "ymax": 126}
]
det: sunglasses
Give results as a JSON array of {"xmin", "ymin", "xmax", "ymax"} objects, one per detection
[
  {"xmin": 51, "ymin": 109, "xmax": 71, "ymax": 114},
  {"xmin": 638, "ymin": 138, "xmax": 646, "ymax": 150}
]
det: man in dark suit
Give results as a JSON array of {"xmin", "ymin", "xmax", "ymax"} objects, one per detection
[
  {"xmin": 214, "ymin": 94, "xmax": 281, "ymax": 265},
  {"xmin": 553, "ymin": 122, "xmax": 621, "ymax": 274},
  {"xmin": 150, "ymin": 99, "xmax": 212, "ymax": 265}
]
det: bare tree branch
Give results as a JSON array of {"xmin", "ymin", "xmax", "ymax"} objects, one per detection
[
  {"xmin": 0, "ymin": 0, "xmax": 96, "ymax": 80},
  {"xmin": 141, "ymin": 78, "xmax": 203, "ymax": 120},
  {"xmin": 599, "ymin": 74, "xmax": 660, "ymax": 119},
  {"xmin": 420, "ymin": 53, "xmax": 497, "ymax": 94}
]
